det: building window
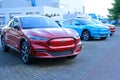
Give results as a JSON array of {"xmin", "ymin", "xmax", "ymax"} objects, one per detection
[
  {"xmin": 52, "ymin": 2, "xmax": 59, "ymax": 8},
  {"xmin": 0, "ymin": 1, "xmax": 2, "ymax": 8},
  {"xmin": 26, "ymin": 12, "xmax": 33, "ymax": 15},
  {"xmin": 26, "ymin": 0, "xmax": 32, "ymax": 6},
  {"xmin": 0, "ymin": 16, "xmax": 6, "ymax": 27}
]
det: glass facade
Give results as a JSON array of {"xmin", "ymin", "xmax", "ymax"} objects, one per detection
[
  {"xmin": 26, "ymin": 0, "xmax": 32, "ymax": 6},
  {"xmin": 0, "ymin": 1, "xmax": 1, "ymax": 8},
  {"xmin": 0, "ymin": 16, "xmax": 5, "ymax": 28}
]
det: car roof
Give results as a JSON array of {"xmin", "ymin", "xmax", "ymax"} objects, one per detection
[{"xmin": 63, "ymin": 18, "xmax": 89, "ymax": 22}]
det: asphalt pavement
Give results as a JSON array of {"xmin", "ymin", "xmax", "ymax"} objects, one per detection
[{"xmin": 0, "ymin": 27, "xmax": 120, "ymax": 80}]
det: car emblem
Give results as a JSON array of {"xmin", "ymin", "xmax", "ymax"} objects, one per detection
[{"xmin": 61, "ymin": 40, "xmax": 65, "ymax": 43}]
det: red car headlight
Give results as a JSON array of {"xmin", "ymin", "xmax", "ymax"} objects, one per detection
[
  {"xmin": 74, "ymin": 34, "xmax": 80, "ymax": 39},
  {"xmin": 28, "ymin": 36, "xmax": 49, "ymax": 41}
]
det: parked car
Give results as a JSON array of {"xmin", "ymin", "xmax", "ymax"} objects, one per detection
[
  {"xmin": 61, "ymin": 18, "xmax": 110, "ymax": 41},
  {"xmin": 104, "ymin": 23, "xmax": 115, "ymax": 36},
  {"xmin": 1, "ymin": 15, "xmax": 82, "ymax": 64},
  {"xmin": 91, "ymin": 19, "xmax": 115, "ymax": 36}
]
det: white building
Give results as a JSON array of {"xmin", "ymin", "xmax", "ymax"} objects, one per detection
[
  {"xmin": 0, "ymin": 0, "xmax": 61, "ymax": 26},
  {"xmin": 2, "ymin": 0, "xmax": 60, "ymax": 8},
  {"xmin": 0, "ymin": 0, "xmax": 85, "ymax": 27},
  {"xmin": 60, "ymin": 0, "xmax": 85, "ymax": 13}
]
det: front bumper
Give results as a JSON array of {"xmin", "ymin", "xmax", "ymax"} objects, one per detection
[
  {"xmin": 29, "ymin": 37, "xmax": 82, "ymax": 58},
  {"xmin": 91, "ymin": 29, "xmax": 110, "ymax": 39},
  {"xmin": 32, "ymin": 45, "xmax": 82, "ymax": 58}
]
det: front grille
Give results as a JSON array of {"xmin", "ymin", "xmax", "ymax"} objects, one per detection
[
  {"xmin": 100, "ymin": 34, "xmax": 108, "ymax": 37},
  {"xmin": 48, "ymin": 37, "xmax": 75, "ymax": 47},
  {"xmin": 49, "ymin": 50, "xmax": 73, "ymax": 56},
  {"xmin": 100, "ymin": 29, "xmax": 108, "ymax": 32}
]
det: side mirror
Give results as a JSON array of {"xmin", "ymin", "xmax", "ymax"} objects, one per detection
[
  {"xmin": 75, "ymin": 23, "xmax": 80, "ymax": 26},
  {"xmin": 14, "ymin": 25, "xmax": 20, "ymax": 30},
  {"xmin": 55, "ymin": 21, "xmax": 62, "ymax": 27}
]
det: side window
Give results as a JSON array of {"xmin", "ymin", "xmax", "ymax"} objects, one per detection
[
  {"xmin": 9, "ymin": 21, "xmax": 14, "ymax": 28},
  {"xmin": 13, "ymin": 19, "xmax": 19, "ymax": 27},
  {"xmin": 63, "ymin": 20, "xmax": 71, "ymax": 25},
  {"xmin": 71, "ymin": 20, "xmax": 80, "ymax": 25},
  {"xmin": 8, "ymin": 18, "xmax": 19, "ymax": 28}
]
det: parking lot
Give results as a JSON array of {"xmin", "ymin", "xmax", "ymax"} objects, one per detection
[{"xmin": 0, "ymin": 27, "xmax": 120, "ymax": 80}]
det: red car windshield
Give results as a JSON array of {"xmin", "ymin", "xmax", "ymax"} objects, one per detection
[{"xmin": 20, "ymin": 17, "xmax": 60, "ymax": 29}]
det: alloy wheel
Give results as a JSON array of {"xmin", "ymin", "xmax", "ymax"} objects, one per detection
[
  {"xmin": 82, "ymin": 30, "xmax": 91, "ymax": 41},
  {"xmin": 1, "ymin": 37, "xmax": 9, "ymax": 51},
  {"xmin": 20, "ymin": 42, "xmax": 31, "ymax": 64}
]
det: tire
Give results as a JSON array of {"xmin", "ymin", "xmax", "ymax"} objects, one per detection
[
  {"xmin": 20, "ymin": 42, "xmax": 31, "ymax": 64},
  {"xmin": 82, "ymin": 30, "xmax": 91, "ymax": 41},
  {"xmin": 1, "ymin": 36, "xmax": 9, "ymax": 52},
  {"xmin": 110, "ymin": 34, "xmax": 113, "ymax": 36},
  {"xmin": 101, "ymin": 37, "xmax": 107, "ymax": 40}
]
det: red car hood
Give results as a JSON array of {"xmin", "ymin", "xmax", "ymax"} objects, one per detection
[{"xmin": 22, "ymin": 28, "xmax": 78, "ymax": 38}]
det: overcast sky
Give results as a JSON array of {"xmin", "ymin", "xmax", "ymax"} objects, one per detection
[
  {"xmin": 61, "ymin": 0, "xmax": 114, "ymax": 17},
  {"xmin": 60, "ymin": 0, "xmax": 84, "ymax": 13},
  {"xmin": 85, "ymin": 0, "xmax": 114, "ymax": 17}
]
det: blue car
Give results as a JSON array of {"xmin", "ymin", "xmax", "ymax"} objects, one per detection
[{"xmin": 61, "ymin": 18, "xmax": 110, "ymax": 41}]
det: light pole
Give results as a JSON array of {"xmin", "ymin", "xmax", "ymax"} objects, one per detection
[{"xmin": 83, "ymin": 5, "xmax": 85, "ymax": 13}]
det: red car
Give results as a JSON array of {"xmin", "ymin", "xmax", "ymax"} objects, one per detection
[
  {"xmin": 1, "ymin": 15, "xmax": 82, "ymax": 64},
  {"xmin": 104, "ymin": 24, "xmax": 115, "ymax": 36}
]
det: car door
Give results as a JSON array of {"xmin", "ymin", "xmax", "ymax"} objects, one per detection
[
  {"xmin": 71, "ymin": 19, "xmax": 83, "ymax": 36},
  {"xmin": 6, "ymin": 18, "xmax": 22, "ymax": 49},
  {"xmin": 62, "ymin": 20, "xmax": 72, "ymax": 28}
]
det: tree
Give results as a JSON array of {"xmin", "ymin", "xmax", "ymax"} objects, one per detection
[{"xmin": 108, "ymin": 0, "xmax": 120, "ymax": 20}]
